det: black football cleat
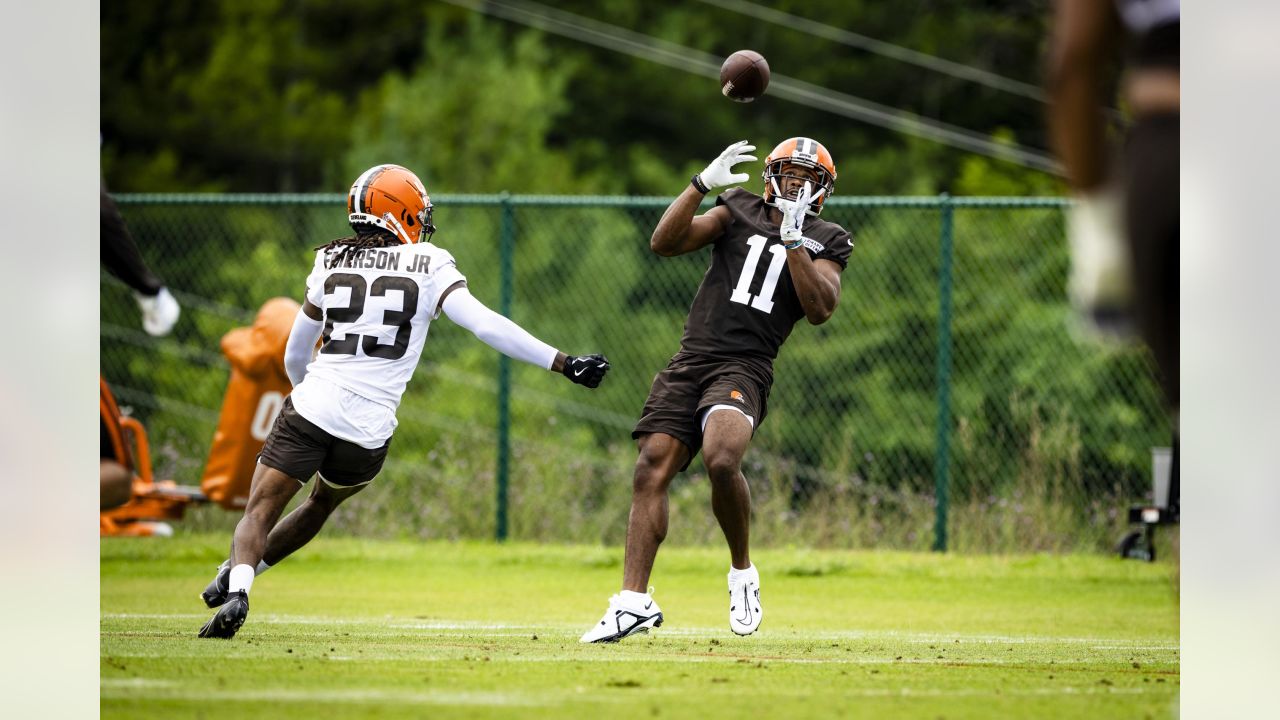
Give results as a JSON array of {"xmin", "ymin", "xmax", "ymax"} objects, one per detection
[
  {"xmin": 200, "ymin": 560, "xmax": 232, "ymax": 608},
  {"xmin": 198, "ymin": 590, "xmax": 249, "ymax": 639}
]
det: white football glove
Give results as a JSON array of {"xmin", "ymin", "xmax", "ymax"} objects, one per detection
[
  {"xmin": 1067, "ymin": 189, "xmax": 1134, "ymax": 340},
  {"xmin": 776, "ymin": 181, "xmax": 820, "ymax": 249},
  {"xmin": 694, "ymin": 140, "xmax": 756, "ymax": 192},
  {"xmin": 136, "ymin": 286, "xmax": 181, "ymax": 337}
]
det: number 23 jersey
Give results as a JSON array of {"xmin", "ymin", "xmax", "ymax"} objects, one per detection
[
  {"xmin": 298, "ymin": 241, "xmax": 466, "ymax": 412},
  {"xmin": 678, "ymin": 188, "xmax": 853, "ymax": 361}
]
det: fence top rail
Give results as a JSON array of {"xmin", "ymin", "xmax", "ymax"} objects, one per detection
[{"xmin": 115, "ymin": 193, "xmax": 1071, "ymax": 210}]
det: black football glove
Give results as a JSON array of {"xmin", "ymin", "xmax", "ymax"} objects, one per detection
[{"xmin": 562, "ymin": 354, "xmax": 610, "ymax": 389}]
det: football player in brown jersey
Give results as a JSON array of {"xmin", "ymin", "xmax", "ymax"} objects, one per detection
[{"xmin": 582, "ymin": 138, "xmax": 853, "ymax": 643}]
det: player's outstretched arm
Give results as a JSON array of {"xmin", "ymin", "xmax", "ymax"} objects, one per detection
[
  {"xmin": 777, "ymin": 182, "xmax": 842, "ymax": 325},
  {"xmin": 283, "ymin": 301, "xmax": 324, "ymax": 386},
  {"xmin": 650, "ymin": 141, "xmax": 752, "ymax": 256},
  {"xmin": 1047, "ymin": 0, "xmax": 1132, "ymax": 333},
  {"xmin": 1046, "ymin": 0, "xmax": 1119, "ymax": 192},
  {"xmin": 440, "ymin": 284, "xmax": 610, "ymax": 388},
  {"xmin": 102, "ymin": 186, "xmax": 181, "ymax": 336}
]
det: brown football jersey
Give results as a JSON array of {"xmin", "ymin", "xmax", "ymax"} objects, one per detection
[{"xmin": 678, "ymin": 188, "xmax": 853, "ymax": 360}]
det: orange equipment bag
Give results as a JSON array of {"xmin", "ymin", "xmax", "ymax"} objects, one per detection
[{"xmin": 199, "ymin": 297, "xmax": 300, "ymax": 509}]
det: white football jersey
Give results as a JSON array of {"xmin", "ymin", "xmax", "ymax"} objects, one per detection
[{"xmin": 288, "ymin": 241, "xmax": 465, "ymax": 445}]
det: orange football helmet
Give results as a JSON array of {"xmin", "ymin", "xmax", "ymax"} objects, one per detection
[
  {"xmin": 762, "ymin": 137, "xmax": 837, "ymax": 216},
  {"xmin": 347, "ymin": 164, "xmax": 436, "ymax": 244}
]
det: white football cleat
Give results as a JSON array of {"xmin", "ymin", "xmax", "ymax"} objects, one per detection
[
  {"xmin": 579, "ymin": 591, "xmax": 663, "ymax": 643},
  {"xmin": 728, "ymin": 565, "xmax": 763, "ymax": 636},
  {"xmin": 136, "ymin": 287, "xmax": 180, "ymax": 336}
]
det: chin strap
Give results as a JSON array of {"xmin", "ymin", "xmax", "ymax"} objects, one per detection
[
  {"xmin": 805, "ymin": 186, "xmax": 826, "ymax": 217},
  {"xmin": 766, "ymin": 176, "xmax": 783, "ymax": 206},
  {"xmin": 381, "ymin": 212, "xmax": 415, "ymax": 244}
]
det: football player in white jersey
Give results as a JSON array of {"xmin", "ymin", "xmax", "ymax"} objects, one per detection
[{"xmin": 199, "ymin": 164, "xmax": 611, "ymax": 639}]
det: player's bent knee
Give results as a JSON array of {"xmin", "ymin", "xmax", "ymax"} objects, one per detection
[
  {"xmin": 636, "ymin": 434, "xmax": 685, "ymax": 473},
  {"xmin": 703, "ymin": 451, "xmax": 741, "ymax": 482},
  {"xmin": 312, "ymin": 482, "xmax": 366, "ymax": 512},
  {"xmin": 632, "ymin": 464, "xmax": 672, "ymax": 496},
  {"xmin": 244, "ymin": 467, "xmax": 305, "ymax": 516}
]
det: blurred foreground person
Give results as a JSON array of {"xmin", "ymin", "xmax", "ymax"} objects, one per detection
[
  {"xmin": 581, "ymin": 139, "xmax": 852, "ymax": 643},
  {"xmin": 199, "ymin": 164, "xmax": 611, "ymax": 639},
  {"xmin": 1047, "ymin": 0, "xmax": 1179, "ymax": 413},
  {"xmin": 1048, "ymin": 0, "xmax": 1178, "ymax": 520},
  {"xmin": 101, "ymin": 183, "xmax": 180, "ymax": 336}
]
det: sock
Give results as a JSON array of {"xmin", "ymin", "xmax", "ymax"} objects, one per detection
[
  {"xmin": 619, "ymin": 589, "xmax": 651, "ymax": 604},
  {"xmin": 255, "ymin": 560, "xmax": 272, "ymax": 576},
  {"xmin": 228, "ymin": 564, "xmax": 255, "ymax": 594},
  {"xmin": 729, "ymin": 563, "xmax": 756, "ymax": 581}
]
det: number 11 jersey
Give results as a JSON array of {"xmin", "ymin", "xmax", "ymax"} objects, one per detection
[{"xmin": 678, "ymin": 188, "xmax": 853, "ymax": 361}]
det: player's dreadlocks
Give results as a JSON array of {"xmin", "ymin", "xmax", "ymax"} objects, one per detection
[{"xmin": 316, "ymin": 228, "xmax": 400, "ymax": 269}]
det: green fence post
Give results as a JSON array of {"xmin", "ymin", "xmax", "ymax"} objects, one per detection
[
  {"xmin": 496, "ymin": 192, "xmax": 514, "ymax": 542},
  {"xmin": 933, "ymin": 193, "xmax": 954, "ymax": 552}
]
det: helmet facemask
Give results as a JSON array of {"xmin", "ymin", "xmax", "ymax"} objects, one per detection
[{"xmin": 420, "ymin": 203, "xmax": 436, "ymax": 243}]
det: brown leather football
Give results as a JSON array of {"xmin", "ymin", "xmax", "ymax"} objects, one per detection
[{"xmin": 719, "ymin": 50, "xmax": 770, "ymax": 103}]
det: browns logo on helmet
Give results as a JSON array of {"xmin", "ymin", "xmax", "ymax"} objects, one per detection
[
  {"xmin": 347, "ymin": 164, "xmax": 436, "ymax": 244},
  {"xmin": 761, "ymin": 137, "xmax": 837, "ymax": 216}
]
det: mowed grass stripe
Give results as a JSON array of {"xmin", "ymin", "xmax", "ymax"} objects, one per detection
[
  {"xmin": 101, "ymin": 682, "xmax": 1168, "ymax": 701},
  {"xmin": 102, "ymin": 633, "xmax": 1177, "ymax": 668},
  {"xmin": 103, "ymin": 612, "xmax": 1178, "ymax": 646}
]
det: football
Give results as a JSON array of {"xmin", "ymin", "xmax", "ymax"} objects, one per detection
[{"xmin": 719, "ymin": 50, "xmax": 770, "ymax": 102}]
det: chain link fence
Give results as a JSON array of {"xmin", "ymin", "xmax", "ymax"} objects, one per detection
[{"xmin": 102, "ymin": 194, "xmax": 1171, "ymax": 553}]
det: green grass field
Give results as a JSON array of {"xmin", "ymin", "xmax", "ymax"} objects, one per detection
[{"xmin": 102, "ymin": 535, "xmax": 1179, "ymax": 719}]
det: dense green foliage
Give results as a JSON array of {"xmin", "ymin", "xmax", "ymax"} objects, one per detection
[
  {"xmin": 101, "ymin": 196, "xmax": 1168, "ymax": 553},
  {"xmin": 102, "ymin": 0, "xmax": 1061, "ymax": 195},
  {"xmin": 101, "ymin": 535, "xmax": 1180, "ymax": 719}
]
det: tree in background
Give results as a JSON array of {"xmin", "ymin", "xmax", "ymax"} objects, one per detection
[
  {"xmin": 102, "ymin": 0, "xmax": 1061, "ymax": 196},
  {"xmin": 342, "ymin": 16, "xmax": 602, "ymax": 195}
]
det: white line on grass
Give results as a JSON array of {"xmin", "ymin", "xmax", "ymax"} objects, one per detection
[
  {"xmin": 100, "ymin": 687, "xmax": 550, "ymax": 707},
  {"xmin": 100, "ymin": 678, "xmax": 175, "ymax": 688},
  {"xmin": 101, "ymin": 613, "xmax": 1179, "ymax": 650}
]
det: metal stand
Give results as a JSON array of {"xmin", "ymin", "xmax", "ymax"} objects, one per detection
[{"xmin": 1117, "ymin": 442, "xmax": 1179, "ymax": 562}]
